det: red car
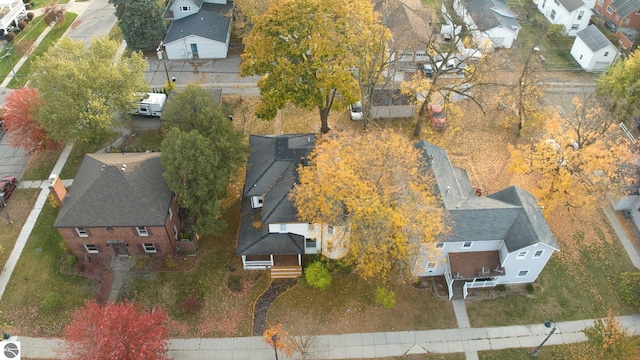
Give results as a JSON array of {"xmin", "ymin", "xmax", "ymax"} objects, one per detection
[
  {"xmin": 0, "ymin": 176, "xmax": 18, "ymax": 204},
  {"xmin": 430, "ymin": 104, "xmax": 446, "ymax": 130}
]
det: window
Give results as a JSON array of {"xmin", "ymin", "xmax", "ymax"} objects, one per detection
[
  {"xmin": 598, "ymin": 0, "xmax": 603, "ymax": 6},
  {"xmin": 550, "ymin": 10, "xmax": 556, "ymax": 20},
  {"xmin": 625, "ymin": 19, "xmax": 630, "ymax": 25},
  {"xmin": 143, "ymin": 243, "xmax": 157, "ymax": 253},
  {"xmin": 426, "ymin": 262, "xmax": 436, "ymax": 272},
  {"xmin": 580, "ymin": 55, "xmax": 583, "ymax": 59},
  {"xmin": 516, "ymin": 251, "xmax": 528, "ymax": 259},
  {"xmin": 571, "ymin": 24, "xmax": 579, "ymax": 30},
  {"xmin": 168, "ymin": 207, "xmax": 173, "ymax": 220},
  {"xmin": 84, "ymin": 244, "xmax": 99, "ymax": 253},
  {"xmin": 180, "ymin": 6, "xmax": 191, "ymax": 11},
  {"xmin": 462, "ymin": 241, "xmax": 472, "ymax": 248},
  {"xmin": 637, "ymin": 9, "xmax": 640, "ymax": 15},
  {"xmin": 517, "ymin": 270, "xmax": 529, "ymax": 277},
  {"xmin": 604, "ymin": 51, "xmax": 609, "ymax": 57},
  {"xmin": 280, "ymin": 224, "xmax": 287, "ymax": 231},
  {"xmin": 136, "ymin": 227, "xmax": 149, "ymax": 236},
  {"xmin": 76, "ymin": 227, "xmax": 88, "ymax": 237},
  {"xmin": 305, "ymin": 238, "xmax": 317, "ymax": 249},
  {"xmin": 542, "ymin": 0, "xmax": 546, "ymax": 8},
  {"xmin": 615, "ymin": 15, "xmax": 620, "ymax": 21},
  {"xmin": 328, "ymin": 226, "xmax": 334, "ymax": 235},
  {"xmin": 553, "ymin": 0, "xmax": 559, "ymax": 5},
  {"xmin": 173, "ymin": 225, "xmax": 178, "ymax": 240},
  {"xmin": 606, "ymin": 5, "xmax": 613, "ymax": 14},
  {"xmin": 577, "ymin": 11, "xmax": 584, "ymax": 20},
  {"xmin": 436, "ymin": 242, "xmax": 444, "ymax": 249},
  {"xmin": 533, "ymin": 250, "xmax": 544, "ymax": 258}
]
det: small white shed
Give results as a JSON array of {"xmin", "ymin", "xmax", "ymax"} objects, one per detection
[{"xmin": 570, "ymin": 24, "xmax": 618, "ymax": 72}]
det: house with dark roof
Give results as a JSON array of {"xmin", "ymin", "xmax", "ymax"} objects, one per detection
[
  {"xmin": 52, "ymin": 153, "xmax": 184, "ymax": 260},
  {"xmin": 537, "ymin": 0, "xmax": 592, "ymax": 37},
  {"xmin": 570, "ymin": 24, "xmax": 619, "ymax": 72},
  {"xmin": 239, "ymin": 134, "xmax": 560, "ymax": 295},
  {"xmin": 162, "ymin": 0, "xmax": 232, "ymax": 60},
  {"xmin": 595, "ymin": 0, "xmax": 640, "ymax": 49},
  {"xmin": 415, "ymin": 141, "xmax": 560, "ymax": 299},
  {"xmin": 453, "ymin": 0, "xmax": 521, "ymax": 48}
]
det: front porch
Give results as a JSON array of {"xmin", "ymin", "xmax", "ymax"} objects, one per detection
[
  {"xmin": 444, "ymin": 251, "xmax": 505, "ymax": 299},
  {"xmin": 242, "ymin": 254, "xmax": 302, "ymax": 278}
]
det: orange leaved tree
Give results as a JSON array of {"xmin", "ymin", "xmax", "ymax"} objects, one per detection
[
  {"xmin": 2, "ymin": 87, "xmax": 60, "ymax": 155},
  {"xmin": 291, "ymin": 130, "xmax": 448, "ymax": 282},
  {"xmin": 59, "ymin": 300, "xmax": 169, "ymax": 360}
]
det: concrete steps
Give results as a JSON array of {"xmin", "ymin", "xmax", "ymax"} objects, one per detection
[{"xmin": 270, "ymin": 265, "xmax": 302, "ymax": 278}]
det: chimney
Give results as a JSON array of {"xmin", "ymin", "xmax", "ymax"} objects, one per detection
[{"xmin": 48, "ymin": 175, "xmax": 67, "ymax": 206}]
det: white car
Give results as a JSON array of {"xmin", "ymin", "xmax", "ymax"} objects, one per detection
[{"xmin": 349, "ymin": 102, "xmax": 363, "ymax": 121}]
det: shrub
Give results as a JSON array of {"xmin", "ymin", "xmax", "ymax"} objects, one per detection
[
  {"xmin": 526, "ymin": 283, "xmax": 535, "ymax": 294},
  {"xmin": 5, "ymin": 32, "xmax": 15, "ymax": 42},
  {"xmin": 226, "ymin": 274, "xmax": 243, "ymax": 292},
  {"xmin": 304, "ymin": 261, "xmax": 332, "ymax": 290},
  {"xmin": 43, "ymin": 292, "xmax": 63, "ymax": 311},
  {"xmin": 27, "ymin": 12, "xmax": 34, "ymax": 21},
  {"xmin": 375, "ymin": 286, "xmax": 396, "ymax": 309},
  {"xmin": 43, "ymin": 4, "xmax": 65, "ymax": 25},
  {"xmin": 18, "ymin": 20, "xmax": 27, "ymax": 30},
  {"xmin": 619, "ymin": 272, "xmax": 640, "ymax": 309},
  {"xmin": 59, "ymin": 254, "xmax": 77, "ymax": 273},
  {"xmin": 495, "ymin": 284, "xmax": 507, "ymax": 292},
  {"xmin": 178, "ymin": 290, "xmax": 201, "ymax": 317}
]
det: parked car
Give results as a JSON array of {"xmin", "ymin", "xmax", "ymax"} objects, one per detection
[
  {"xmin": 0, "ymin": 176, "xmax": 17, "ymax": 204},
  {"xmin": 420, "ymin": 62, "xmax": 434, "ymax": 77},
  {"xmin": 604, "ymin": 20, "xmax": 617, "ymax": 33},
  {"xmin": 429, "ymin": 104, "xmax": 446, "ymax": 129},
  {"xmin": 349, "ymin": 102, "xmax": 363, "ymax": 121}
]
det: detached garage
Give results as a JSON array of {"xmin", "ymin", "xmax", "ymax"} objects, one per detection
[{"xmin": 570, "ymin": 24, "xmax": 618, "ymax": 72}]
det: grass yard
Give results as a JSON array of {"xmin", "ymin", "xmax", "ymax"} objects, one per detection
[
  {"xmin": 0, "ymin": 201, "xmax": 93, "ymax": 337},
  {"xmin": 8, "ymin": 12, "xmax": 79, "ymax": 88},
  {"xmin": 0, "ymin": 189, "xmax": 40, "ymax": 271},
  {"xmin": 478, "ymin": 342, "xmax": 598, "ymax": 359}
]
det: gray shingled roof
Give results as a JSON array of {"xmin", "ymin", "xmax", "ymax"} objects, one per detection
[
  {"xmin": 612, "ymin": 0, "xmax": 640, "ymax": 18},
  {"xmin": 577, "ymin": 24, "xmax": 614, "ymax": 51},
  {"xmin": 558, "ymin": 0, "xmax": 587, "ymax": 12},
  {"xmin": 163, "ymin": 0, "xmax": 205, "ymax": 20},
  {"xmin": 415, "ymin": 140, "xmax": 559, "ymax": 252},
  {"xmin": 54, "ymin": 153, "xmax": 172, "ymax": 228},
  {"xmin": 164, "ymin": 3, "xmax": 232, "ymax": 44},
  {"xmin": 461, "ymin": 0, "xmax": 520, "ymax": 33},
  {"xmin": 237, "ymin": 134, "xmax": 315, "ymax": 256}
]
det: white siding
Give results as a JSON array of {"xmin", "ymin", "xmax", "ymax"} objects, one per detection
[
  {"xmin": 268, "ymin": 223, "xmax": 309, "ymax": 237},
  {"xmin": 537, "ymin": 1, "xmax": 592, "ymax": 36},
  {"xmin": 171, "ymin": 0, "xmax": 200, "ymax": 19},
  {"xmin": 570, "ymin": 36, "xmax": 617, "ymax": 72},
  {"xmin": 498, "ymin": 243, "xmax": 556, "ymax": 284},
  {"xmin": 164, "ymin": 35, "xmax": 229, "ymax": 60}
]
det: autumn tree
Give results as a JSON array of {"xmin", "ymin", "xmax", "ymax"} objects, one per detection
[
  {"xmin": 234, "ymin": 0, "xmax": 269, "ymax": 34},
  {"xmin": 509, "ymin": 95, "xmax": 635, "ymax": 212},
  {"xmin": 596, "ymin": 47, "xmax": 640, "ymax": 122},
  {"xmin": 241, "ymin": 0, "xmax": 381, "ymax": 133},
  {"xmin": 583, "ymin": 309, "xmax": 640, "ymax": 360},
  {"xmin": 31, "ymin": 37, "xmax": 148, "ymax": 144},
  {"xmin": 160, "ymin": 85, "xmax": 248, "ymax": 235},
  {"xmin": 43, "ymin": 4, "xmax": 65, "ymax": 25},
  {"xmin": 110, "ymin": 0, "xmax": 166, "ymax": 51},
  {"xmin": 263, "ymin": 324, "xmax": 319, "ymax": 360},
  {"xmin": 1, "ymin": 87, "xmax": 60, "ymax": 154},
  {"xmin": 291, "ymin": 130, "xmax": 448, "ymax": 281},
  {"xmin": 60, "ymin": 300, "xmax": 169, "ymax": 360}
]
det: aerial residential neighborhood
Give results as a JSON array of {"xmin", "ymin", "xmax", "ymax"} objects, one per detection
[{"xmin": 0, "ymin": 0, "xmax": 639, "ymax": 359}]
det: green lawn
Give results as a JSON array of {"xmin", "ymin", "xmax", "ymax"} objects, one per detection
[
  {"xmin": 8, "ymin": 12, "xmax": 78, "ymax": 88},
  {"xmin": 0, "ymin": 201, "xmax": 93, "ymax": 337},
  {"xmin": 479, "ymin": 342, "xmax": 597, "ymax": 359},
  {"xmin": 466, "ymin": 214, "xmax": 639, "ymax": 327}
]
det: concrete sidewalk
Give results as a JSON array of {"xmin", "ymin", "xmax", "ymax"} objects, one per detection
[{"xmin": 16, "ymin": 315, "xmax": 640, "ymax": 359}]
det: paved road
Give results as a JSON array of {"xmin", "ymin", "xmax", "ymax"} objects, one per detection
[{"xmin": 66, "ymin": 0, "xmax": 117, "ymax": 45}]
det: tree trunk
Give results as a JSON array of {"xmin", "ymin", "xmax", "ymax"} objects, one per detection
[
  {"xmin": 319, "ymin": 107, "xmax": 331, "ymax": 134},
  {"xmin": 414, "ymin": 92, "xmax": 433, "ymax": 137}
]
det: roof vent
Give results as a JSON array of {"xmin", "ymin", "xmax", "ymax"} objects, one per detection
[{"xmin": 120, "ymin": 164, "xmax": 127, "ymax": 172}]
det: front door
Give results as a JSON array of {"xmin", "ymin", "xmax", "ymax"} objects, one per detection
[
  {"xmin": 190, "ymin": 43, "xmax": 199, "ymax": 59},
  {"xmin": 108, "ymin": 240, "xmax": 129, "ymax": 257}
]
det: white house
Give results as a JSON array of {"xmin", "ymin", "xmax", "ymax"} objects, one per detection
[
  {"xmin": 162, "ymin": 0, "xmax": 232, "ymax": 60},
  {"xmin": 453, "ymin": 0, "xmax": 521, "ymax": 49},
  {"xmin": 537, "ymin": 0, "xmax": 592, "ymax": 36},
  {"xmin": 570, "ymin": 24, "xmax": 618, "ymax": 72},
  {"xmin": 0, "ymin": 0, "xmax": 26, "ymax": 36}
]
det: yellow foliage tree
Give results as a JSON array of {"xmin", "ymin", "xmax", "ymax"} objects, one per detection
[
  {"xmin": 584, "ymin": 309, "xmax": 640, "ymax": 360},
  {"xmin": 291, "ymin": 130, "xmax": 448, "ymax": 281},
  {"xmin": 509, "ymin": 96, "xmax": 636, "ymax": 212}
]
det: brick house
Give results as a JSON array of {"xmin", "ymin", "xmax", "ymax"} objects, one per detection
[
  {"xmin": 595, "ymin": 0, "xmax": 640, "ymax": 49},
  {"xmin": 52, "ymin": 152, "xmax": 184, "ymax": 260}
]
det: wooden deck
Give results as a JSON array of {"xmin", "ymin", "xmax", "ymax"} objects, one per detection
[{"xmin": 448, "ymin": 251, "xmax": 505, "ymax": 280}]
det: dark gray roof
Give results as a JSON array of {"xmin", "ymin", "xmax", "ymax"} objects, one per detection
[
  {"xmin": 577, "ymin": 25, "xmax": 614, "ymax": 51},
  {"xmin": 237, "ymin": 134, "xmax": 315, "ymax": 256},
  {"xmin": 558, "ymin": 0, "xmax": 587, "ymax": 12},
  {"xmin": 164, "ymin": 3, "xmax": 232, "ymax": 44},
  {"xmin": 415, "ymin": 140, "xmax": 559, "ymax": 252},
  {"xmin": 54, "ymin": 153, "xmax": 172, "ymax": 228},
  {"xmin": 612, "ymin": 0, "xmax": 640, "ymax": 18},
  {"xmin": 461, "ymin": 0, "xmax": 520, "ymax": 33}
]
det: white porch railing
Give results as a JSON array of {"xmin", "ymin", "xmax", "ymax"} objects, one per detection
[
  {"xmin": 243, "ymin": 260, "xmax": 273, "ymax": 269},
  {"xmin": 444, "ymin": 268, "xmax": 454, "ymax": 300}
]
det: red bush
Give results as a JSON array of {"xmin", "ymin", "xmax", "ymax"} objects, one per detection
[
  {"xmin": 27, "ymin": 12, "xmax": 34, "ymax": 21},
  {"xmin": 18, "ymin": 20, "xmax": 27, "ymax": 30},
  {"xmin": 5, "ymin": 32, "xmax": 15, "ymax": 42}
]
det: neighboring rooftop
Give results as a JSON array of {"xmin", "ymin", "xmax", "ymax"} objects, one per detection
[
  {"xmin": 164, "ymin": 2, "xmax": 233, "ymax": 44},
  {"xmin": 577, "ymin": 24, "xmax": 614, "ymax": 51},
  {"xmin": 461, "ymin": 0, "xmax": 521, "ymax": 33}
]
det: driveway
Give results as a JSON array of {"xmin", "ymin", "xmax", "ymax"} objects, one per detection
[{"xmin": 0, "ymin": 132, "xmax": 28, "ymax": 179}]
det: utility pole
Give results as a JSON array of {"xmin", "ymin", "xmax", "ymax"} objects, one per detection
[{"xmin": 156, "ymin": 42, "xmax": 170, "ymax": 84}]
